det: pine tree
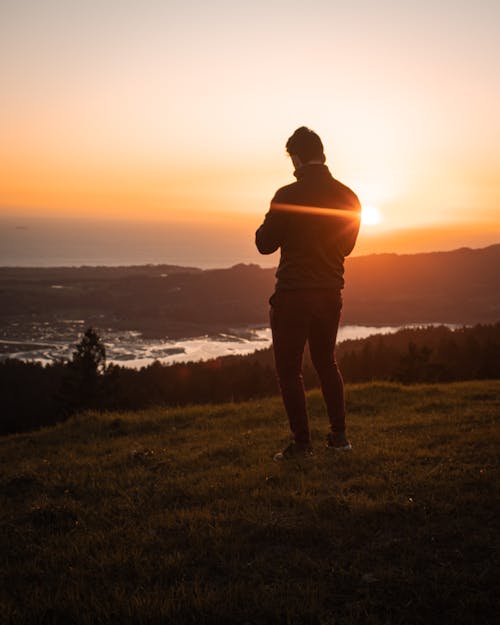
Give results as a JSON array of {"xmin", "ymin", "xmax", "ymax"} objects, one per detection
[
  {"xmin": 59, "ymin": 327, "xmax": 107, "ymax": 414},
  {"xmin": 71, "ymin": 327, "xmax": 106, "ymax": 376}
]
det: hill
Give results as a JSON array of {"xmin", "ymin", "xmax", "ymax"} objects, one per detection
[
  {"xmin": 0, "ymin": 245, "xmax": 499, "ymax": 342},
  {"xmin": 1, "ymin": 380, "xmax": 498, "ymax": 624},
  {"xmin": 343, "ymin": 244, "xmax": 500, "ymax": 325}
]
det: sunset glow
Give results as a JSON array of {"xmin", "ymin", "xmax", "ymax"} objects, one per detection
[
  {"xmin": 361, "ymin": 205, "xmax": 382, "ymax": 227},
  {"xmin": 1, "ymin": 0, "xmax": 499, "ymax": 264}
]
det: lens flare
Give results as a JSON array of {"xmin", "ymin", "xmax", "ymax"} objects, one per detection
[{"xmin": 361, "ymin": 205, "xmax": 382, "ymax": 226}]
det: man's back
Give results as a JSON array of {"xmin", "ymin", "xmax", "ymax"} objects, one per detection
[
  {"xmin": 255, "ymin": 126, "xmax": 360, "ymax": 460},
  {"xmin": 255, "ymin": 163, "xmax": 361, "ymax": 290}
]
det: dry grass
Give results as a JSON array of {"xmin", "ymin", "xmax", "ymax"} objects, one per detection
[{"xmin": 1, "ymin": 380, "xmax": 499, "ymax": 624}]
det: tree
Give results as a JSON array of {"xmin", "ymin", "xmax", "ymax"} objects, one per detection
[
  {"xmin": 59, "ymin": 327, "xmax": 107, "ymax": 414},
  {"xmin": 71, "ymin": 327, "xmax": 106, "ymax": 376}
]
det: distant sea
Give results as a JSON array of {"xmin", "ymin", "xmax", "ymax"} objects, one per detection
[
  {"xmin": 3, "ymin": 215, "xmax": 498, "ymax": 267},
  {"xmin": 0, "ymin": 216, "xmax": 269, "ymax": 269}
]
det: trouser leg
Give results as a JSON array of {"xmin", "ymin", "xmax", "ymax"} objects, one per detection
[
  {"xmin": 270, "ymin": 298, "xmax": 310, "ymax": 447},
  {"xmin": 308, "ymin": 293, "xmax": 346, "ymax": 433}
]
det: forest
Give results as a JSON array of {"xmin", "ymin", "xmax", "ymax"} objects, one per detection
[{"xmin": 2, "ymin": 323, "xmax": 498, "ymax": 436}]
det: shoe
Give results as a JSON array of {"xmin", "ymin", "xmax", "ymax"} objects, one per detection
[
  {"xmin": 273, "ymin": 441, "xmax": 314, "ymax": 462},
  {"xmin": 326, "ymin": 431, "xmax": 352, "ymax": 451}
]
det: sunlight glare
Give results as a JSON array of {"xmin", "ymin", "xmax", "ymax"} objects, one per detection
[{"xmin": 361, "ymin": 204, "xmax": 382, "ymax": 226}]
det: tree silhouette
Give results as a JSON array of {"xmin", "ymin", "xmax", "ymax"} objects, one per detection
[
  {"xmin": 59, "ymin": 327, "xmax": 107, "ymax": 414},
  {"xmin": 2, "ymin": 323, "xmax": 499, "ymax": 435},
  {"xmin": 71, "ymin": 327, "xmax": 106, "ymax": 375}
]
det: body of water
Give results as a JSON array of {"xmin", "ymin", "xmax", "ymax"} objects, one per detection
[
  {"xmin": 0, "ymin": 216, "xmax": 267, "ymax": 270},
  {"xmin": 0, "ymin": 324, "xmax": 436, "ymax": 369}
]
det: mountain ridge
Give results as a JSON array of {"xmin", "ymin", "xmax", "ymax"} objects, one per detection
[{"xmin": 0, "ymin": 244, "xmax": 498, "ymax": 340}]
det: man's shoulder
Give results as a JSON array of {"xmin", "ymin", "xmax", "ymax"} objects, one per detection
[
  {"xmin": 272, "ymin": 182, "xmax": 299, "ymax": 203},
  {"xmin": 271, "ymin": 175, "xmax": 361, "ymax": 211},
  {"xmin": 331, "ymin": 177, "xmax": 359, "ymax": 198},
  {"xmin": 330, "ymin": 178, "xmax": 361, "ymax": 211}
]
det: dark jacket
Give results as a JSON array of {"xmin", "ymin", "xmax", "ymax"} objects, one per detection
[{"xmin": 255, "ymin": 164, "xmax": 361, "ymax": 290}]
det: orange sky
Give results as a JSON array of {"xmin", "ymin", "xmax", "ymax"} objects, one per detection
[{"xmin": 1, "ymin": 0, "xmax": 499, "ymax": 259}]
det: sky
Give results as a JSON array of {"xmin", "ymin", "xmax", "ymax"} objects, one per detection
[{"xmin": 1, "ymin": 0, "xmax": 499, "ymax": 264}]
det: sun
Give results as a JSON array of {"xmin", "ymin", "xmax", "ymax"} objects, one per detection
[{"xmin": 361, "ymin": 204, "xmax": 382, "ymax": 226}]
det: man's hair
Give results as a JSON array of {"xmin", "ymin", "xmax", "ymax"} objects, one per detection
[{"xmin": 286, "ymin": 126, "xmax": 325, "ymax": 164}]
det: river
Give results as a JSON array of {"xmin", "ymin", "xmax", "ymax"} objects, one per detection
[{"xmin": 0, "ymin": 323, "xmax": 441, "ymax": 369}]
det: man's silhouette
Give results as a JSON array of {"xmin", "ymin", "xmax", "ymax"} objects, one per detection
[{"xmin": 256, "ymin": 127, "xmax": 361, "ymax": 461}]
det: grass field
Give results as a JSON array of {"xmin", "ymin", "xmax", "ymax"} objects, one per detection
[{"xmin": 1, "ymin": 381, "xmax": 499, "ymax": 625}]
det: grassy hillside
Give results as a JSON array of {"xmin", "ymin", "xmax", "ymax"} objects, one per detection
[{"xmin": 1, "ymin": 381, "xmax": 499, "ymax": 625}]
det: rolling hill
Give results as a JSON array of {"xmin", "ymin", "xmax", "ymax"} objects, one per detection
[{"xmin": 0, "ymin": 244, "xmax": 499, "ymax": 340}]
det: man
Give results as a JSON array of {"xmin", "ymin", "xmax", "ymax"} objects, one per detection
[{"xmin": 255, "ymin": 127, "xmax": 361, "ymax": 461}]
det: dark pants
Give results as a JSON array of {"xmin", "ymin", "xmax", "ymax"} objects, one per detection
[{"xmin": 270, "ymin": 288, "xmax": 345, "ymax": 447}]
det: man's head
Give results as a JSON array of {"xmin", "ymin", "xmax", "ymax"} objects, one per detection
[{"xmin": 286, "ymin": 127, "xmax": 326, "ymax": 168}]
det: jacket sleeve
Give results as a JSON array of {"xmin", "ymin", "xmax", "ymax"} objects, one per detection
[
  {"xmin": 255, "ymin": 197, "xmax": 287, "ymax": 255},
  {"xmin": 339, "ymin": 193, "xmax": 362, "ymax": 257}
]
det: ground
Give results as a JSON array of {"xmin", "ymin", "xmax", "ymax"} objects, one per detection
[{"xmin": 1, "ymin": 380, "xmax": 499, "ymax": 625}]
